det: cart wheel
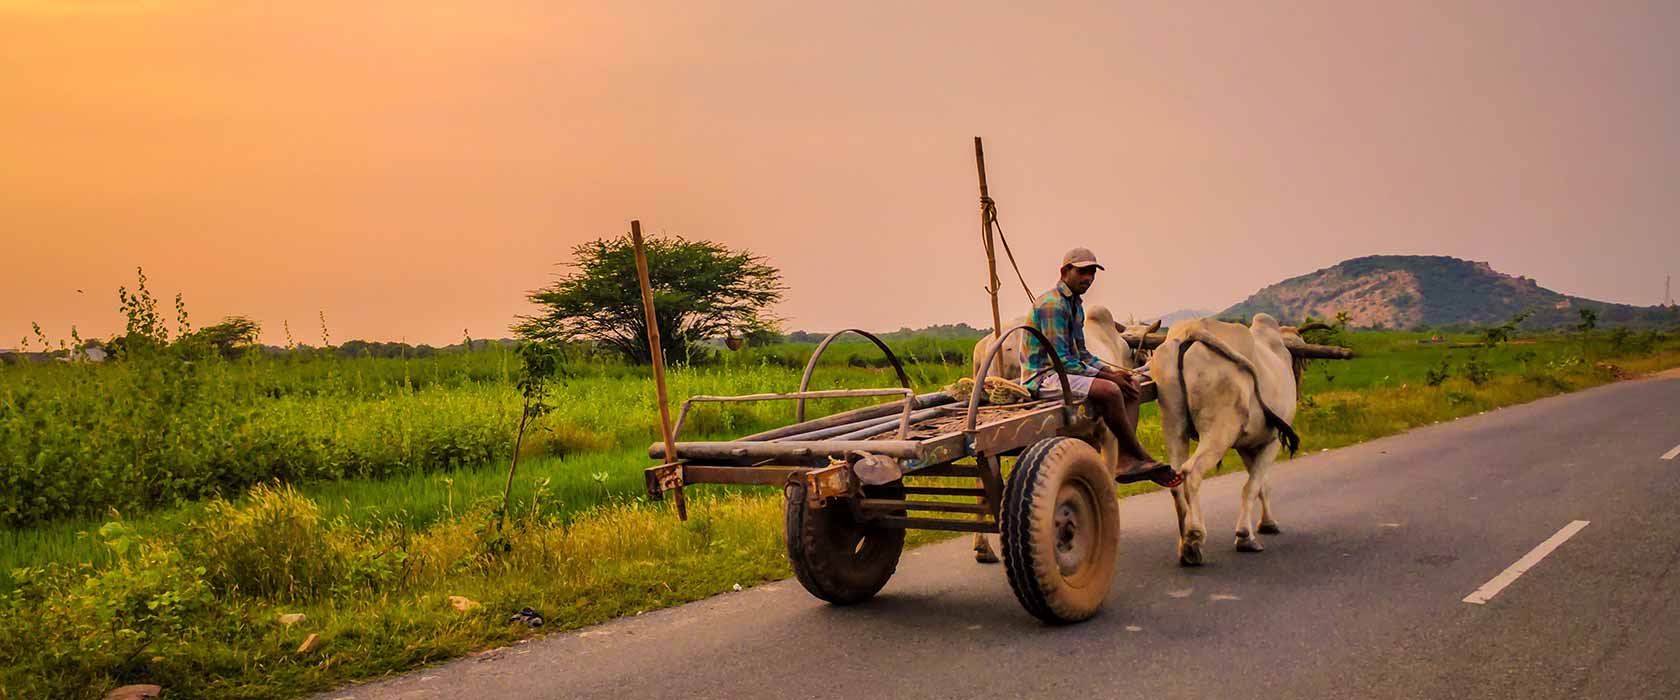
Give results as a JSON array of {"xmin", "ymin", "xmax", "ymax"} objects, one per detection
[
  {"xmin": 1001, "ymin": 437, "xmax": 1121, "ymax": 624},
  {"xmin": 784, "ymin": 481, "xmax": 905, "ymax": 605}
]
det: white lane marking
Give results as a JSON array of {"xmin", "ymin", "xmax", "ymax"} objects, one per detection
[
  {"xmin": 1463, "ymin": 520, "xmax": 1590, "ymax": 605},
  {"xmin": 1662, "ymin": 444, "xmax": 1680, "ymax": 460}
]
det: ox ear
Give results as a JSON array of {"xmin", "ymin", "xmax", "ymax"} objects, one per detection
[{"xmin": 1144, "ymin": 319, "xmax": 1162, "ymax": 334}]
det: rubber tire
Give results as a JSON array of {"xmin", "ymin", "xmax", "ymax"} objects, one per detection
[
  {"xmin": 1001, "ymin": 437, "xmax": 1122, "ymax": 624},
  {"xmin": 784, "ymin": 481, "xmax": 906, "ymax": 605}
]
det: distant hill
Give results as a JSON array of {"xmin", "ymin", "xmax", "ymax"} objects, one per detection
[
  {"xmin": 1220, "ymin": 255, "xmax": 1678, "ymax": 330},
  {"xmin": 1150, "ymin": 308, "xmax": 1218, "ymax": 326}
]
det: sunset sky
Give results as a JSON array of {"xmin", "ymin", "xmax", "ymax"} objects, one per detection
[{"xmin": 4, "ymin": 1, "xmax": 1678, "ymax": 346}]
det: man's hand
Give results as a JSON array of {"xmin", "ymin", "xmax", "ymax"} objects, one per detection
[{"xmin": 1096, "ymin": 367, "xmax": 1141, "ymax": 399}]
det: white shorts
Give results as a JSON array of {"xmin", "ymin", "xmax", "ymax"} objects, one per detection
[{"xmin": 1031, "ymin": 373, "xmax": 1097, "ymax": 402}]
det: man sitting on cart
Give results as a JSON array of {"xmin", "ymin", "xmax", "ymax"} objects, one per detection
[{"xmin": 1022, "ymin": 248, "xmax": 1182, "ymax": 488}]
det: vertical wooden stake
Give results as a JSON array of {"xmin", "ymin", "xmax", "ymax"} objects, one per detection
[
  {"xmin": 972, "ymin": 138, "xmax": 1002, "ymax": 559},
  {"xmin": 631, "ymin": 220, "xmax": 686, "ymax": 520},
  {"xmin": 975, "ymin": 136, "xmax": 1002, "ymax": 341}
]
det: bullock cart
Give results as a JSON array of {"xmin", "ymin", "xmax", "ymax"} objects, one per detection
[{"xmin": 644, "ymin": 324, "xmax": 1350, "ymax": 623}]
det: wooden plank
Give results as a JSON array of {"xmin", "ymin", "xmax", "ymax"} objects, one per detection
[
  {"xmin": 869, "ymin": 516, "xmax": 998, "ymax": 533},
  {"xmin": 649, "ymin": 439, "xmax": 923, "ymax": 463},
  {"xmin": 682, "ymin": 465, "xmax": 806, "ymax": 486},
  {"xmin": 970, "ymin": 402, "xmax": 1098, "ymax": 454},
  {"xmin": 734, "ymin": 391, "xmax": 952, "ymax": 442},
  {"xmin": 904, "ymin": 461, "xmax": 983, "ymax": 478},
  {"xmin": 858, "ymin": 499, "xmax": 991, "ymax": 515},
  {"xmin": 899, "ymin": 486, "xmax": 987, "ymax": 497}
]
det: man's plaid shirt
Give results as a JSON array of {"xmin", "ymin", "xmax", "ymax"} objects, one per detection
[{"xmin": 1023, "ymin": 281, "xmax": 1104, "ymax": 387}]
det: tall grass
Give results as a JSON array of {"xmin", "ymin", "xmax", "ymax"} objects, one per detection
[{"xmin": 0, "ymin": 339, "xmax": 974, "ymax": 527}]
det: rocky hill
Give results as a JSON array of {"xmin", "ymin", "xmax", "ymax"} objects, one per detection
[{"xmin": 1220, "ymin": 255, "xmax": 1677, "ymax": 329}]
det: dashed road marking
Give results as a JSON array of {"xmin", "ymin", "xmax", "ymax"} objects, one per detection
[
  {"xmin": 1661, "ymin": 443, "xmax": 1680, "ymax": 461},
  {"xmin": 1463, "ymin": 520, "xmax": 1589, "ymax": 605}
]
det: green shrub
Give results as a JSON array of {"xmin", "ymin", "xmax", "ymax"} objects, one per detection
[
  {"xmin": 184, "ymin": 484, "xmax": 346, "ymax": 602},
  {"xmin": 1425, "ymin": 357, "xmax": 1451, "ymax": 387},
  {"xmin": 0, "ymin": 523, "xmax": 214, "ymax": 698},
  {"xmin": 1464, "ymin": 352, "xmax": 1492, "ymax": 387}
]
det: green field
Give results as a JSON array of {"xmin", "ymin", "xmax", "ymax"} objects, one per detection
[{"xmin": 2, "ymin": 328, "xmax": 1677, "ymax": 699}]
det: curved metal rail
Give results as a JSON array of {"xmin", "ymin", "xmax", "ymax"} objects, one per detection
[
  {"xmin": 967, "ymin": 324, "xmax": 1075, "ymax": 433},
  {"xmin": 794, "ymin": 329, "xmax": 913, "ymax": 423}
]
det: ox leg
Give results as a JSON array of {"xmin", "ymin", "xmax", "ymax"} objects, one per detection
[
  {"xmin": 1174, "ymin": 408, "xmax": 1242, "ymax": 566},
  {"xmin": 1178, "ymin": 465, "xmax": 1210, "ymax": 566},
  {"xmin": 1175, "ymin": 439, "xmax": 1231, "ymax": 567},
  {"xmin": 1163, "ymin": 435, "xmax": 1192, "ymax": 549},
  {"xmin": 1257, "ymin": 481, "xmax": 1281, "ymax": 535},
  {"xmin": 1234, "ymin": 442, "xmax": 1281, "ymax": 552}
]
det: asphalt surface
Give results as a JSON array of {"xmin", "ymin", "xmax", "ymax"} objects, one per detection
[{"xmin": 318, "ymin": 371, "xmax": 1680, "ymax": 700}]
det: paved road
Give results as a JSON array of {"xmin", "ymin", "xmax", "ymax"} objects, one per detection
[{"xmin": 319, "ymin": 372, "xmax": 1680, "ymax": 700}]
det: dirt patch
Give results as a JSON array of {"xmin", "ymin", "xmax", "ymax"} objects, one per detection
[{"xmin": 1645, "ymin": 366, "xmax": 1680, "ymax": 380}]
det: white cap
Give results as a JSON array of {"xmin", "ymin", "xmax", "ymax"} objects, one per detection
[{"xmin": 1061, "ymin": 247, "xmax": 1104, "ymax": 270}]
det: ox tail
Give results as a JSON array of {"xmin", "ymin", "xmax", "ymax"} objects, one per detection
[{"xmin": 1174, "ymin": 330, "xmax": 1301, "ymax": 456}]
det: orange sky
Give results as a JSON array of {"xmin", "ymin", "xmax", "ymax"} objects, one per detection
[{"xmin": 4, "ymin": 1, "xmax": 1678, "ymax": 346}]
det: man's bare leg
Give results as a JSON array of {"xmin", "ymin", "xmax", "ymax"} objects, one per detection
[{"xmin": 1089, "ymin": 378, "xmax": 1179, "ymax": 487}]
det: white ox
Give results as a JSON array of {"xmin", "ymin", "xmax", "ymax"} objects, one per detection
[{"xmin": 1149, "ymin": 314, "xmax": 1303, "ymax": 566}]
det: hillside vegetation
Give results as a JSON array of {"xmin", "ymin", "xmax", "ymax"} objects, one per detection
[{"xmin": 1222, "ymin": 255, "xmax": 1679, "ymax": 330}]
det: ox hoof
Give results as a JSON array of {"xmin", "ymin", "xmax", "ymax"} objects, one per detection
[
  {"xmin": 1258, "ymin": 521, "xmax": 1282, "ymax": 535},
  {"xmin": 1235, "ymin": 536, "xmax": 1264, "ymax": 553},
  {"xmin": 973, "ymin": 536, "xmax": 1000, "ymax": 564},
  {"xmin": 1179, "ymin": 532, "xmax": 1206, "ymax": 567}
]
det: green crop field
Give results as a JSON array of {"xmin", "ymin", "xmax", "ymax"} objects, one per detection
[{"xmin": 2, "ymin": 327, "xmax": 1677, "ymax": 699}]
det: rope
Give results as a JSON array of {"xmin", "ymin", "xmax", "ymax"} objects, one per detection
[{"xmin": 980, "ymin": 196, "xmax": 1035, "ymax": 305}]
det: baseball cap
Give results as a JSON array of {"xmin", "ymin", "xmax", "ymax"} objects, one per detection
[{"xmin": 1061, "ymin": 247, "xmax": 1104, "ymax": 270}]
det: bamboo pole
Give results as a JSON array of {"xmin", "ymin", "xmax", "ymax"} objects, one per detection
[
  {"xmin": 632, "ymin": 220, "xmax": 686, "ymax": 520},
  {"xmin": 971, "ymin": 137, "xmax": 1003, "ymax": 563},
  {"xmin": 975, "ymin": 137, "xmax": 1002, "ymax": 340}
]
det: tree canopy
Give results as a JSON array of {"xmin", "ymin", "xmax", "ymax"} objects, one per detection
[
  {"xmin": 513, "ymin": 235, "xmax": 784, "ymax": 364},
  {"xmin": 190, "ymin": 316, "xmax": 262, "ymax": 358}
]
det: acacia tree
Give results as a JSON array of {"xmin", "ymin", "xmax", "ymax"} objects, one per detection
[
  {"xmin": 514, "ymin": 234, "xmax": 784, "ymax": 364},
  {"xmin": 190, "ymin": 316, "xmax": 262, "ymax": 358}
]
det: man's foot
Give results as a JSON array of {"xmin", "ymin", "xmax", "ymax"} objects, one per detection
[{"xmin": 1115, "ymin": 461, "xmax": 1183, "ymax": 488}]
